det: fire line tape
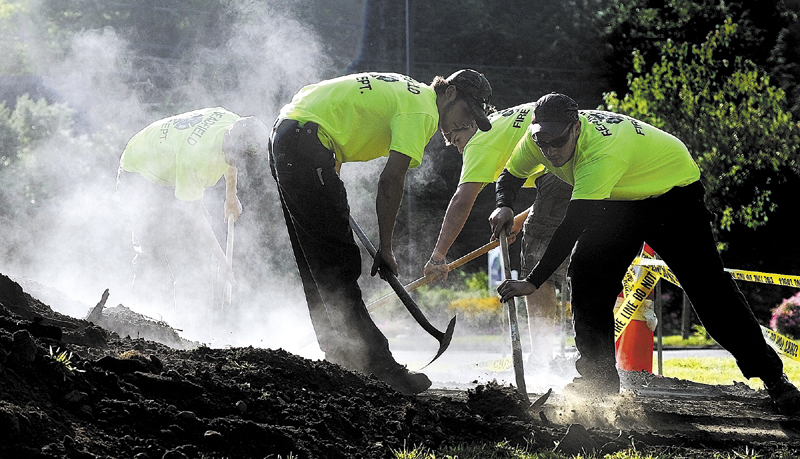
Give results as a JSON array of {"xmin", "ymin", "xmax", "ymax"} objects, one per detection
[
  {"xmin": 613, "ymin": 267, "xmax": 661, "ymax": 342},
  {"xmin": 474, "ymin": 257, "xmax": 800, "ymax": 372},
  {"xmin": 631, "ymin": 257, "xmax": 800, "ymax": 362},
  {"xmin": 475, "ymin": 356, "xmax": 514, "ymax": 373},
  {"xmin": 762, "ymin": 327, "xmax": 800, "ymax": 363},
  {"xmin": 631, "ymin": 258, "xmax": 800, "ymax": 289},
  {"xmin": 614, "ymin": 249, "xmax": 660, "ymax": 342}
]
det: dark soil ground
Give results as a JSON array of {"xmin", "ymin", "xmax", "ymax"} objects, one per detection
[{"xmin": 1, "ymin": 272, "xmax": 800, "ymax": 459}]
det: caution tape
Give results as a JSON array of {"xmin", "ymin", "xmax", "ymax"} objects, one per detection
[
  {"xmin": 762, "ymin": 327, "xmax": 800, "ymax": 363},
  {"xmin": 472, "ymin": 256, "xmax": 800, "ymax": 371},
  {"xmin": 448, "ymin": 357, "xmax": 515, "ymax": 374},
  {"xmin": 631, "ymin": 258, "xmax": 800, "ymax": 289},
  {"xmin": 614, "ymin": 248, "xmax": 660, "ymax": 341},
  {"xmin": 727, "ymin": 269, "xmax": 800, "ymax": 288},
  {"xmin": 613, "ymin": 267, "xmax": 661, "ymax": 341},
  {"xmin": 632, "ymin": 257, "xmax": 800, "ymax": 362}
]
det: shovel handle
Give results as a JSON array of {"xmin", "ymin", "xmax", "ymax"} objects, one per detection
[
  {"xmin": 367, "ymin": 209, "xmax": 530, "ymax": 311},
  {"xmin": 500, "ymin": 227, "xmax": 528, "ymax": 399},
  {"xmin": 225, "ymin": 213, "xmax": 235, "ymax": 267},
  {"xmin": 222, "ymin": 213, "xmax": 235, "ymax": 309}
]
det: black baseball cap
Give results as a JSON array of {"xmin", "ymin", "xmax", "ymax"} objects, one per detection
[
  {"xmin": 445, "ymin": 69, "xmax": 493, "ymax": 132},
  {"xmin": 531, "ymin": 93, "xmax": 579, "ymax": 136}
]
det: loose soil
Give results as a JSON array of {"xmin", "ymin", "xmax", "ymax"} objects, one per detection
[{"xmin": 1, "ymin": 273, "xmax": 799, "ymax": 459}]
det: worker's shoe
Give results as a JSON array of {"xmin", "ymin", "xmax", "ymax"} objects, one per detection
[
  {"xmin": 764, "ymin": 373, "xmax": 800, "ymax": 415},
  {"xmin": 563, "ymin": 375, "xmax": 620, "ymax": 399},
  {"xmin": 370, "ymin": 363, "xmax": 431, "ymax": 396}
]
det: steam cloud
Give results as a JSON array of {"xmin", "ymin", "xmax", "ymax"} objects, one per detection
[
  {"xmin": 0, "ymin": 1, "xmax": 346, "ymax": 352},
  {"xmin": 0, "ymin": 2, "xmax": 575, "ymax": 393}
]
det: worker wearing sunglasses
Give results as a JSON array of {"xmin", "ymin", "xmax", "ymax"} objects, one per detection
[{"xmin": 486, "ymin": 92, "xmax": 800, "ymax": 415}]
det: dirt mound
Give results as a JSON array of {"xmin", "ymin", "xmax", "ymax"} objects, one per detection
[{"xmin": 0, "ymin": 273, "xmax": 799, "ymax": 458}]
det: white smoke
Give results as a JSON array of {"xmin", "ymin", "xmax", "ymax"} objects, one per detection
[{"xmin": 0, "ymin": 0, "xmax": 348, "ymax": 349}]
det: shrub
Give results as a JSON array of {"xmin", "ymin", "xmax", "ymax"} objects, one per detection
[
  {"xmin": 447, "ymin": 296, "xmax": 504, "ymax": 333},
  {"xmin": 770, "ymin": 292, "xmax": 800, "ymax": 339}
]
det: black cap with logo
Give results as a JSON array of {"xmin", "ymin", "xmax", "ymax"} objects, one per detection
[
  {"xmin": 531, "ymin": 93, "xmax": 579, "ymax": 136},
  {"xmin": 445, "ymin": 69, "xmax": 493, "ymax": 132}
]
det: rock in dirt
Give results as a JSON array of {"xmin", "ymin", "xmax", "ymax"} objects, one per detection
[{"xmin": 553, "ymin": 423, "xmax": 598, "ymax": 456}]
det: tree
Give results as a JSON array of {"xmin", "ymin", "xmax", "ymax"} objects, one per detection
[
  {"xmin": 601, "ymin": 0, "xmax": 800, "ymax": 116},
  {"xmin": 604, "ymin": 19, "xmax": 800, "ymax": 233},
  {"xmin": 603, "ymin": 19, "xmax": 800, "ymax": 310}
]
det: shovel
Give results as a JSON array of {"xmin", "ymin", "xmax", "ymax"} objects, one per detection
[
  {"xmin": 499, "ymin": 227, "xmax": 529, "ymax": 401},
  {"xmin": 349, "ymin": 215, "xmax": 456, "ymax": 367},
  {"xmin": 221, "ymin": 213, "xmax": 235, "ymax": 311}
]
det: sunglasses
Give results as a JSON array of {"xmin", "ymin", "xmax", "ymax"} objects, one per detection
[{"xmin": 532, "ymin": 123, "xmax": 574, "ymax": 150}]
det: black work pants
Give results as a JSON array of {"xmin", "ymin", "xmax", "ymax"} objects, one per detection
[
  {"xmin": 268, "ymin": 119, "xmax": 393, "ymax": 372},
  {"xmin": 569, "ymin": 181, "xmax": 783, "ymax": 382}
]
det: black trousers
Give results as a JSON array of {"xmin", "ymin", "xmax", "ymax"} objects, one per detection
[
  {"xmin": 569, "ymin": 181, "xmax": 783, "ymax": 382},
  {"xmin": 268, "ymin": 119, "xmax": 393, "ymax": 372}
]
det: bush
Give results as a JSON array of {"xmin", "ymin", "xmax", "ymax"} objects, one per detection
[
  {"xmin": 447, "ymin": 296, "xmax": 504, "ymax": 333},
  {"xmin": 770, "ymin": 292, "xmax": 800, "ymax": 339},
  {"xmin": 410, "ymin": 271, "xmax": 509, "ymax": 334}
]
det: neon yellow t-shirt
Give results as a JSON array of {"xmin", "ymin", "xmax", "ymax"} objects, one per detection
[
  {"xmin": 279, "ymin": 73, "xmax": 439, "ymax": 168},
  {"xmin": 506, "ymin": 110, "xmax": 700, "ymax": 200},
  {"xmin": 460, "ymin": 103, "xmax": 545, "ymax": 188},
  {"xmin": 120, "ymin": 107, "xmax": 236, "ymax": 201}
]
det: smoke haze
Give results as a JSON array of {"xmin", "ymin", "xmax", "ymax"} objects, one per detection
[{"xmin": 0, "ymin": 0, "xmax": 367, "ymax": 353}]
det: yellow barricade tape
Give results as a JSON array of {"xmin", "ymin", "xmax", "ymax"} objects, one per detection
[
  {"xmin": 631, "ymin": 258, "xmax": 800, "ymax": 289},
  {"xmin": 473, "ymin": 257, "xmax": 800, "ymax": 372},
  {"xmin": 762, "ymin": 327, "xmax": 800, "ymax": 363},
  {"xmin": 632, "ymin": 257, "xmax": 800, "ymax": 362},
  {"xmin": 613, "ymin": 267, "xmax": 661, "ymax": 341},
  {"xmin": 453, "ymin": 357, "xmax": 514, "ymax": 373}
]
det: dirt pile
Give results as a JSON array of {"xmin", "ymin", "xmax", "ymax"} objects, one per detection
[{"xmin": 0, "ymin": 273, "xmax": 799, "ymax": 458}]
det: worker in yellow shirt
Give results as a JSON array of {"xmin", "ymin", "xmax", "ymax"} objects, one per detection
[
  {"xmin": 117, "ymin": 107, "xmax": 268, "ymax": 324},
  {"xmin": 270, "ymin": 70, "xmax": 493, "ymax": 395},
  {"xmin": 425, "ymin": 103, "xmax": 571, "ymax": 371},
  {"xmin": 491, "ymin": 93, "xmax": 800, "ymax": 415}
]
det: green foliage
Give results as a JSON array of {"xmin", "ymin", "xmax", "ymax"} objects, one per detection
[
  {"xmin": 48, "ymin": 345, "xmax": 84, "ymax": 375},
  {"xmin": 391, "ymin": 270, "xmax": 505, "ymax": 333},
  {"xmin": 0, "ymin": 95, "xmax": 75, "ymax": 211},
  {"xmin": 10, "ymin": 94, "xmax": 74, "ymax": 144},
  {"xmin": 603, "ymin": 19, "xmax": 800, "ymax": 233},
  {"xmin": 659, "ymin": 334, "xmax": 717, "ymax": 347},
  {"xmin": 393, "ymin": 440, "xmax": 539, "ymax": 459},
  {"xmin": 0, "ymin": 103, "xmax": 19, "ymax": 161},
  {"xmin": 464, "ymin": 270, "xmax": 490, "ymax": 294},
  {"xmin": 0, "ymin": 0, "xmax": 21, "ymax": 20},
  {"xmin": 691, "ymin": 324, "xmax": 713, "ymax": 341},
  {"xmin": 40, "ymin": 0, "xmax": 229, "ymax": 59},
  {"xmin": 601, "ymin": 0, "xmax": 797, "ymax": 114}
]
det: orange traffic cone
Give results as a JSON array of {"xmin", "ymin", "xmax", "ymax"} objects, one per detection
[{"xmin": 614, "ymin": 244, "xmax": 656, "ymax": 373}]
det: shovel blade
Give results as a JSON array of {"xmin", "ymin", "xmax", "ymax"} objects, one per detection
[
  {"xmin": 422, "ymin": 315, "xmax": 457, "ymax": 369},
  {"xmin": 530, "ymin": 388, "xmax": 552, "ymax": 411}
]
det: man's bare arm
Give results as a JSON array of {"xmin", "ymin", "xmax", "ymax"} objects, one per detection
[
  {"xmin": 373, "ymin": 150, "xmax": 412, "ymax": 277},
  {"xmin": 430, "ymin": 182, "xmax": 483, "ymax": 261},
  {"xmin": 424, "ymin": 182, "xmax": 482, "ymax": 280}
]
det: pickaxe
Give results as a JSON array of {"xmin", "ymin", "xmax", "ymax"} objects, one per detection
[{"xmin": 349, "ymin": 215, "xmax": 456, "ymax": 367}]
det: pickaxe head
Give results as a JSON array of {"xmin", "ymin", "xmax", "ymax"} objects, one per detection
[{"xmin": 422, "ymin": 315, "xmax": 457, "ymax": 369}]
